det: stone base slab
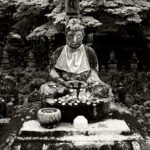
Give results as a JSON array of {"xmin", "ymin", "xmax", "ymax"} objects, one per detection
[
  {"xmin": 20, "ymin": 119, "xmax": 131, "ymax": 137},
  {"xmin": 11, "ymin": 119, "xmax": 150, "ymax": 150}
]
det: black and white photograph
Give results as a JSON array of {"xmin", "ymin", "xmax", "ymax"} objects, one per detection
[{"xmin": 0, "ymin": 0, "xmax": 150, "ymax": 149}]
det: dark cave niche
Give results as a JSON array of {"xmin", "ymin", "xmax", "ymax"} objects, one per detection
[
  {"xmin": 32, "ymin": 37, "xmax": 50, "ymax": 71},
  {"xmin": 92, "ymin": 32, "xmax": 149, "ymax": 71},
  {"xmin": 54, "ymin": 33, "xmax": 66, "ymax": 49},
  {"xmin": 0, "ymin": 26, "xmax": 150, "ymax": 72},
  {"xmin": 53, "ymin": 31, "xmax": 150, "ymax": 71}
]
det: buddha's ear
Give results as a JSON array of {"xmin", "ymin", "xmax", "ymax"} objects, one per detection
[{"xmin": 82, "ymin": 30, "xmax": 85, "ymax": 38}]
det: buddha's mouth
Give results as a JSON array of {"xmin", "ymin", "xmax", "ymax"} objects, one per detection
[
  {"xmin": 70, "ymin": 44, "xmax": 81, "ymax": 49},
  {"xmin": 72, "ymin": 43, "xmax": 78, "ymax": 45}
]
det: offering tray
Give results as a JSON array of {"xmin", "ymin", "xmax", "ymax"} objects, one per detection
[{"xmin": 45, "ymin": 87, "xmax": 112, "ymax": 122}]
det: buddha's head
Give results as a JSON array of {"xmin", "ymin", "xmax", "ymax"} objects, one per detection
[{"xmin": 66, "ymin": 18, "xmax": 84, "ymax": 49}]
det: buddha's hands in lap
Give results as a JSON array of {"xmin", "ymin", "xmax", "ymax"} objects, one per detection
[
  {"xmin": 65, "ymin": 80, "xmax": 87, "ymax": 89},
  {"xmin": 64, "ymin": 81, "xmax": 74, "ymax": 88},
  {"xmin": 87, "ymin": 81, "xmax": 105, "ymax": 89},
  {"xmin": 56, "ymin": 79, "xmax": 74, "ymax": 89}
]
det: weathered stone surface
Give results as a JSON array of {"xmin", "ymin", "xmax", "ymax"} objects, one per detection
[
  {"xmin": 0, "ymin": 0, "xmax": 150, "ymax": 71},
  {"xmin": 0, "ymin": 0, "xmax": 150, "ymax": 40},
  {"xmin": 20, "ymin": 119, "xmax": 131, "ymax": 135},
  {"xmin": 0, "ymin": 2, "xmax": 150, "ymax": 148},
  {"xmin": 12, "ymin": 119, "xmax": 148, "ymax": 150}
]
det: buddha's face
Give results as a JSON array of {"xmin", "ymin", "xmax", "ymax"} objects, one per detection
[{"xmin": 66, "ymin": 30, "xmax": 84, "ymax": 49}]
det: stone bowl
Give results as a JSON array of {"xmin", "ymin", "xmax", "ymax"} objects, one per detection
[{"xmin": 37, "ymin": 108, "xmax": 61, "ymax": 128}]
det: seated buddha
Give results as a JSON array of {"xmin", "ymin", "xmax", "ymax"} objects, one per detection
[{"xmin": 40, "ymin": 19, "xmax": 113, "ymax": 100}]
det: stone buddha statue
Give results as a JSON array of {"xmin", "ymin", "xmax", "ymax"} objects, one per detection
[
  {"xmin": 1, "ymin": 19, "xmax": 149, "ymax": 150},
  {"xmin": 40, "ymin": 18, "xmax": 113, "ymax": 99}
]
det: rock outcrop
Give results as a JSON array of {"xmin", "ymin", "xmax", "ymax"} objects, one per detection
[{"xmin": 0, "ymin": 0, "xmax": 150, "ymax": 70}]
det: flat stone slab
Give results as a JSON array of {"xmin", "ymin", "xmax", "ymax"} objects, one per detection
[
  {"xmin": 0, "ymin": 118, "xmax": 10, "ymax": 124},
  {"xmin": 19, "ymin": 119, "xmax": 138, "ymax": 143},
  {"xmin": 0, "ymin": 118, "xmax": 10, "ymax": 130},
  {"xmin": 14, "ymin": 119, "xmax": 146, "ymax": 149},
  {"xmin": 20, "ymin": 119, "xmax": 130, "ymax": 135}
]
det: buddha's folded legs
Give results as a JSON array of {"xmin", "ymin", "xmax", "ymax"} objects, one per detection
[
  {"xmin": 86, "ymin": 70, "xmax": 114, "ymax": 98},
  {"xmin": 39, "ymin": 81, "xmax": 66, "ymax": 97}
]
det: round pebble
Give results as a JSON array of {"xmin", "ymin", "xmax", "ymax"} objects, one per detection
[
  {"xmin": 62, "ymin": 103, "xmax": 66, "ymax": 106},
  {"xmin": 93, "ymin": 103, "xmax": 96, "ymax": 107},
  {"xmin": 68, "ymin": 103, "xmax": 72, "ymax": 106},
  {"xmin": 87, "ymin": 102, "xmax": 91, "ymax": 105},
  {"xmin": 77, "ymin": 100, "xmax": 80, "ymax": 103}
]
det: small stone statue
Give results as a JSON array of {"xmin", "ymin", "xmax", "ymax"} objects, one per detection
[
  {"xmin": 108, "ymin": 50, "xmax": 117, "ymax": 72},
  {"xmin": 0, "ymin": 98, "xmax": 6, "ymax": 118},
  {"xmin": 130, "ymin": 52, "xmax": 139, "ymax": 70}
]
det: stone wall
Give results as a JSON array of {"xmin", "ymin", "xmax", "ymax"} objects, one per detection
[{"xmin": 0, "ymin": 0, "xmax": 150, "ymax": 71}]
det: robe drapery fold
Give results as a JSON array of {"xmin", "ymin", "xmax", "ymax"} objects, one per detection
[{"xmin": 55, "ymin": 44, "xmax": 90, "ymax": 74}]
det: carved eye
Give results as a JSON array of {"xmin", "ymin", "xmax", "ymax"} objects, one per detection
[{"xmin": 76, "ymin": 35, "xmax": 82, "ymax": 40}]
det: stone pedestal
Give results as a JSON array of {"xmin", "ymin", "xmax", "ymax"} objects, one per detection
[
  {"xmin": 11, "ymin": 119, "xmax": 149, "ymax": 150},
  {"xmin": 1, "ymin": 102, "xmax": 150, "ymax": 150},
  {"xmin": 0, "ymin": 118, "xmax": 10, "ymax": 128}
]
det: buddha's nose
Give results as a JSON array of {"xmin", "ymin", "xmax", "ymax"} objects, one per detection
[{"xmin": 73, "ymin": 35, "xmax": 77, "ymax": 43}]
